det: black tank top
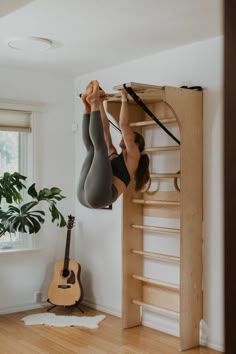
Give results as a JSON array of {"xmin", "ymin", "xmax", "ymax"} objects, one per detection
[{"xmin": 111, "ymin": 153, "xmax": 131, "ymax": 187}]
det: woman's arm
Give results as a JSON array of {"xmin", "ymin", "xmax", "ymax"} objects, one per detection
[
  {"xmin": 99, "ymin": 99, "xmax": 117, "ymax": 156},
  {"xmin": 119, "ymin": 91, "xmax": 140, "ymax": 155}
]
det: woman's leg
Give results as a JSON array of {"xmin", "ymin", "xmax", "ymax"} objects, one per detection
[
  {"xmin": 77, "ymin": 113, "xmax": 94, "ymax": 207},
  {"xmin": 77, "ymin": 82, "xmax": 95, "ymax": 207},
  {"xmin": 84, "ymin": 110, "xmax": 113, "ymax": 208},
  {"xmin": 78, "ymin": 80, "xmax": 114, "ymax": 208}
]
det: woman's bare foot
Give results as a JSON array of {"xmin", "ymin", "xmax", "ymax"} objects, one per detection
[
  {"xmin": 87, "ymin": 80, "xmax": 100, "ymax": 111},
  {"xmin": 81, "ymin": 82, "xmax": 93, "ymax": 103},
  {"xmin": 81, "ymin": 82, "xmax": 93, "ymax": 113}
]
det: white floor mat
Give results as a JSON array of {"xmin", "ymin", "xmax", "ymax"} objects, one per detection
[{"xmin": 22, "ymin": 313, "xmax": 106, "ymax": 329}]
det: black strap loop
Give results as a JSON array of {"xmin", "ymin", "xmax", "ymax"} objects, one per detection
[
  {"xmin": 180, "ymin": 85, "xmax": 203, "ymax": 91},
  {"xmin": 123, "ymin": 84, "xmax": 180, "ymax": 145},
  {"xmin": 108, "ymin": 119, "xmax": 121, "ymax": 133}
]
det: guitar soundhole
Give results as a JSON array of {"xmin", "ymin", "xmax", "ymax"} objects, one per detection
[{"xmin": 62, "ymin": 268, "xmax": 70, "ymax": 278}]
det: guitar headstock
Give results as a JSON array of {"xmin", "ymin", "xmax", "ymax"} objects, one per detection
[{"xmin": 67, "ymin": 215, "xmax": 75, "ymax": 230}]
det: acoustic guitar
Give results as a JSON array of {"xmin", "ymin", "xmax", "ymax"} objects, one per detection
[{"xmin": 48, "ymin": 215, "xmax": 83, "ymax": 306}]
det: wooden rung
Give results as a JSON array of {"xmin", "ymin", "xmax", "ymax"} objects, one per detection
[
  {"xmin": 131, "ymin": 224, "xmax": 180, "ymax": 234},
  {"xmin": 150, "ymin": 173, "xmax": 180, "ymax": 179},
  {"xmin": 132, "ymin": 275, "xmax": 179, "ymax": 292},
  {"xmin": 131, "ymin": 249, "xmax": 180, "ymax": 263},
  {"xmin": 130, "ymin": 118, "xmax": 176, "ymax": 127},
  {"xmin": 132, "ymin": 300, "xmax": 180, "ymax": 319},
  {"xmin": 132, "ymin": 199, "xmax": 180, "ymax": 206},
  {"xmin": 145, "ymin": 146, "xmax": 180, "ymax": 153},
  {"xmin": 107, "ymin": 97, "xmax": 163, "ymax": 104},
  {"xmin": 113, "ymin": 82, "xmax": 164, "ymax": 91}
]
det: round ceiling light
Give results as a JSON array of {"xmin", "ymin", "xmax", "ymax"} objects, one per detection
[{"xmin": 8, "ymin": 37, "xmax": 53, "ymax": 51}]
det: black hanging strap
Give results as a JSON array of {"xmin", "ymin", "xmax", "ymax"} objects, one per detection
[
  {"xmin": 180, "ymin": 85, "xmax": 202, "ymax": 91},
  {"xmin": 99, "ymin": 86, "xmax": 122, "ymax": 134},
  {"xmin": 108, "ymin": 119, "xmax": 121, "ymax": 133},
  {"xmin": 123, "ymin": 84, "xmax": 180, "ymax": 145}
]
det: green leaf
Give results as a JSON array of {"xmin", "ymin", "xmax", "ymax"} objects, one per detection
[
  {"xmin": 28, "ymin": 184, "xmax": 38, "ymax": 199},
  {"xmin": 28, "ymin": 218, "xmax": 41, "ymax": 233},
  {"xmin": 38, "ymin": 188, "xmax": 51, "ymax": 200},
  {"xmin": 0, "ymin": 172, "xmax": 26, "ymax": 204},
  {"xmin": 8, "ymin": 205, "xmax": 20, "ymax": 213},
  {"xmin": 20, "ymin": 201, "xmax": 39, "ymax": 214},
  {"xmin": 49, "ymin": 204, "xmax": 66, "ymax": 228},
  {"xmin": 0, "ymin": 172, "xmax": 66, "ymax": 234},
  {"xmin": 50, "ymin": 187, "xmax": 62, "ymax": 194},
  {"xmin": 50, "ymin": 203, "xmax": 59, "ymax": 222},
  {"xmin": 0, "ymin": 223, "xmax": 6, "ymax": 237}
]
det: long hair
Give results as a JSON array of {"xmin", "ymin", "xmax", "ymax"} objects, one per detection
[{"xmin": 133, "ymin": 131, "xmax": 150, "ymax": 192}]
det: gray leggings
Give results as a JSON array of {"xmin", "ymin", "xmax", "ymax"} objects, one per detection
[{"xmin": 77, "ymin": 111, "xmax": 118, "ymax": 208}]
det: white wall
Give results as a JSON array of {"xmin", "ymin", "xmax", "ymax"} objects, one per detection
[
  {"xmin": 0, "ymin": 67, "xmax": 75, "ymax": 312},
  {"xmin": 74, "ymin": 36, "xmax": 224, "ymax": 351}
]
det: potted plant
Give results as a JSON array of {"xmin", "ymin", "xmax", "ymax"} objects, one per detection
[{"xmin": 0, "ymin": 172, "xmax": 66, "ymax": 238}]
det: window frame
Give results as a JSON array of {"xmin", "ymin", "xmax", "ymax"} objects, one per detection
[
  {"xmin": 0, "ymin": 130, "xmax": 31, "ymax": 249},
  {"xmin": 0, "ymin": 98, "xmax": 46, "ymax": 250}
]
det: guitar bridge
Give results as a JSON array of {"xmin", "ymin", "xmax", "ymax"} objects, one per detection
[{"xmin": 58, "ymin": 285, "xmax": 71, "ymax": 289}]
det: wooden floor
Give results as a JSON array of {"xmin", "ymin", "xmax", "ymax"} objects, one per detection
[{"xmin": 0, "ymin": 306, "xmax": 222, "ymax": 354}]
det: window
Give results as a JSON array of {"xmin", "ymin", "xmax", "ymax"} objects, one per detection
[
  {"xmin": 0, "ymin": 109, "xmax": 32, "ymax": 249},
  {"xmin": 0, "ymin": 130, "xmax": 20, "ymax": 174}
]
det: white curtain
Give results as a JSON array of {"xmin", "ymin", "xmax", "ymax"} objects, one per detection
[{"xmin": 0, "ymin": 109, "xmax": 31, "ymax": 132}]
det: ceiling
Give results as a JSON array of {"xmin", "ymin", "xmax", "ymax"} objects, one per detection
[{"xmin": 0, "ymin": 0, "xmax": 223, "ymax": 77}]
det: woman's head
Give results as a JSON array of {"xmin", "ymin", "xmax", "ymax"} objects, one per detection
[
  {"xmin": 133, "ymin": 131, "xmax": 145, "ymax": 153},
  {"xmin": 119, "ymin": 131, "xmax": 150, "ymax": 191},
  {"xmin": 133, "ymin": 131, "xmax": 150, "ymax": 192},
  {"xmin": 119, "ymin": 131, "xmax": 145, "ymax": 151}
]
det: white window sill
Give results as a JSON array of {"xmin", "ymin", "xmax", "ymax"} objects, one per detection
[{"xmin": 0, "ymin": 248, "xmax": 43, "ymax": 255}]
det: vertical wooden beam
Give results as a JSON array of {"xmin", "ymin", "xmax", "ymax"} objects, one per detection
[
  {"xmin": 107, "ymin": 100, "xmax": 145, "ymax": 328},
  {"xmin": 122, "ymin": 181, "xmax": 143, "ymax": 328},
  {"xmin": 224, "ymin": 1, "xmax": 236, "ymax": 353},
  {"xmin": 165, "ymin": 87, "xmax": 203, "ymax": 351}
]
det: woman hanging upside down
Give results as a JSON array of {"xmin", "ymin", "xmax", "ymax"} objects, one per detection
[{"xmin": 77, "ymin": 80, "xmax": 150, "ymax": 209}]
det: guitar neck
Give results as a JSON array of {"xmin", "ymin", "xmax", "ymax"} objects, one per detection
[
  {"xmin": 63, "ymin": 228, "xmax": 71, "ymax": 269},
  {"xmin": 63, "ymin": 215, "xmax": 75, "ymax": 269}
]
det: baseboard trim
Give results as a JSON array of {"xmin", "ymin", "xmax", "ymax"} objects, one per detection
[
  {"xmin": 142, "ymin": 318, "xmax": 179, "ymax": 338},
  {"xmin": 82, "ymin": 299, "xmax": 121, "ymax": 318},
  {"xmin": 0, "ymin": 301, "xmax": 49, "ymax": 315},
  {"xmin": 200, "ymin": 340, "xmax": 224, "ymax": 353}
]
